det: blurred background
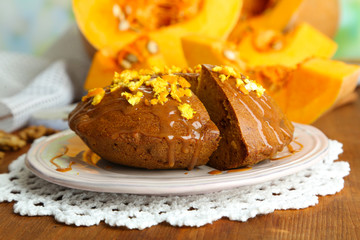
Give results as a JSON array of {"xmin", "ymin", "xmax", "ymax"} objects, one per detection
[
  {"xmin": 0, "ymin": 0, "xmax": 73, "ymax": 55},
  {"xmin": 0, "ymin": 0, "xmax": 359, "ymax": 60}
]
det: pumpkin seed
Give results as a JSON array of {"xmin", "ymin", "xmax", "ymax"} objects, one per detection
[
  {"xmin": 118, "ymin": 20, "xmax": 130, "ymax": 31},
  {"xmin": 271, "ymin": 41, "xmax": 283, "ymax": 50},
  {"xmin": 223, "ymin": 50, "xmax": 236, "ymax": 61},
  {"xmin": 125, "ymin": 5, "xmax": 132, "ymax": 15},
  {"xmin": 112, "ymin": 4, "xmax": 121, "ymax": 18},
  {"xmin": 125, "ymin": 54, "xmax": 138, "ymax": 63},
  {"xmin": 147, "ymin": 40, "xmax": 159, "ymax": 54},
  {"xmin": 120, "ymin": 59, "xmax": 132, "ymax": 69}
]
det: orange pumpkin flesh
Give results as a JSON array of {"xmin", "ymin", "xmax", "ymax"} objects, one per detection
[
  {"xmin": 236, "ymin": 23, "xmax": 337, "ymax": 67},
  {"xmin": 247, "ymin": 60, "xmax": 360, "ymax": 124},
  {"xmin": 181, "ymin": 35, "xmax": 246, "ymax": 71},
  {"xmin": 73, "ymin": 0, "xmax": 242, "ymax": 67},
  {"xmin": 73, "ymin": 0, "xmax": 138, "ymax": 56},
  {"xmin": 246, "ymin": 60, "xmax": 360, "ymax": 124},
  {"xmin": 228, "ymin": 0, "xmax": 339, "ymax": 43},
  {"xmin": 285, "ymin": 59, "xmax": 360, "ymax": 123},
  {"xmin": 85, "ymin": 49, "xmax": 167, "ymax": 90},
  {"xmin": 182, "ymin": 23, "xmax": 337, "ymax": 69},
  {"xmin": 247, "ymin": 59, "xmax": 360, "ymax": 124},
  {"xmin": 245, "ymin": 0, "xmax": 303, "ymax": 30},
  {"xmin": 228, "ymin": 0, "xmax": 304, "ymax": 43},
  {"xmin": 84, "ymin": 51, "xmax": 120, "ymax": 90}
]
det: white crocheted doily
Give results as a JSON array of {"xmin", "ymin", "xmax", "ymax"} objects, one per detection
[{"xmin": 0, "ymin": 140, "xmax": 349, "ymax": 230}]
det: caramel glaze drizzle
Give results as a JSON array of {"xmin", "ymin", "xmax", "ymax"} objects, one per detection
[
  {"xmin": 83, "ymin": 149, "xmax": 101, "ymax": 166},
  {"xmin": 227, "ymin": 167, "xmax": 252, "ymax": 173},
  {"xmin": 208, "ymin": 167, "xmax": 252, "ymax": 175},
  {"xmin": 208, "ymin": 170, "xmax": 222, "ymax": 175},
  {"xmin": 50, "ymin": 146, "xmax": 76, "ymax": 172},
  {"xmin": 270, "ymin": 139, "xmax": 304, "ymax": 160},
  {"xmin": 69, "ymin": 85, "xmax": 213, "ymax": 170}
]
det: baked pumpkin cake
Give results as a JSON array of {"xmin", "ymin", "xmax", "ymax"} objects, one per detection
[
  {"xmin": 69, "ymin": 64, "xmax": 294, "ymax": 171},
  {"xmin": 186, "ymin": 64, "xmax": 294, "ymax": 170},
  {"xmin": 69, "ymin": 67, "xmax": 220, "ymax": 170}
]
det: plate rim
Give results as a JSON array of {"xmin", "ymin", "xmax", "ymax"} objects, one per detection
[{"xmin": 25, "ymin": 123, "xmax": 329, "ymax": 195}]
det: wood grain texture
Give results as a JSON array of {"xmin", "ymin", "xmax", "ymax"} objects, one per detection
[{"xmin": 1, "ymin": 87, "xmax": 360, "ymax": 240}]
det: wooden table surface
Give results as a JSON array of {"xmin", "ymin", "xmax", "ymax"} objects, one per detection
[{"xmin": 1, "ymin": 87, "xmax": 359, "ymax": 240}]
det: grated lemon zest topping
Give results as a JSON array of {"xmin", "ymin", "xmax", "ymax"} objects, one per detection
[
  {"xmin": 193, "ymin": 64, "xmax": 202, "ymax": 73},
  {"xmin": 82, "ymin": 88, "xmax": 105, "ymax": 105},
  {"xmin": 212, "ymin": 66, "xmax": 265, "ymax": 97},
  {"xmin": 81, "ymin": 66, "xmax": 198, "ymax": 119},
  {"xmin": 178, "ymin": 103, "xmax": 196, "ymax": 120},
  {"xmin": 121, "ymin": 91, "xmax": 143, "ymax": 106}
]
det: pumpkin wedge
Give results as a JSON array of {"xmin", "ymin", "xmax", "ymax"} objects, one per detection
[
  {"xmin": 236, "ymin": 23, "xmax": 337, "ymax": 67},
  {"xmin": 285, "ymin": 58, "xmax": 360, "ymax": 123},
  {"xmin": 73, "ymin": 0, "xmax": 242, "ymax": 67},
  {"xmin": 232, "ymin": 59, "xmax": 360, "ymax": 124}
]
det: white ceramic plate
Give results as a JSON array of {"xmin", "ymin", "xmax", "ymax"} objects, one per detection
[{"xmin": 25, "ymin": 123, "xmax": 328, "ymax": 195}]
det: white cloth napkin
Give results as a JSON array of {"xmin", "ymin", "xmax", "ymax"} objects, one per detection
[{"xmin": 0, "ymin": 25, "xmax": 90, "ymax": 132}]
